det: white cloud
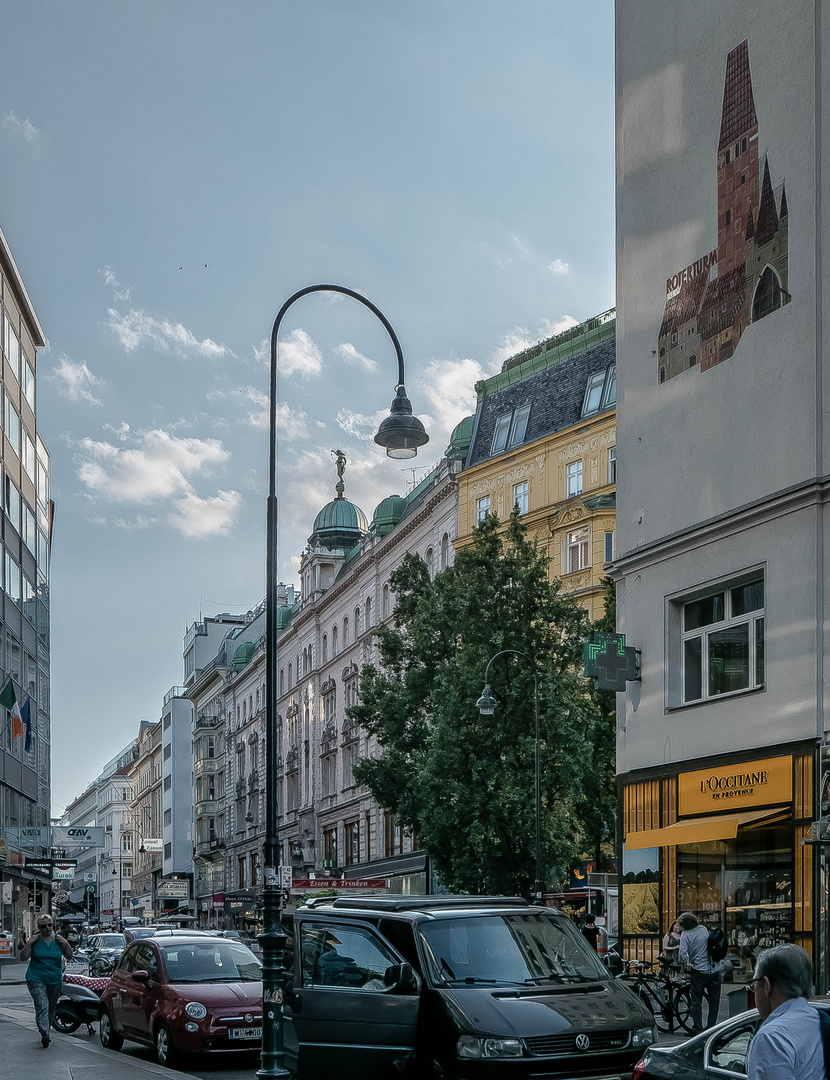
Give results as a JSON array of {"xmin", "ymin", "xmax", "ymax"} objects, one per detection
[
  {"xmin": 76, "ymin": 428, "xmax": 230, "ymax": 503},
  {"xmin": 208, "ymin": 384, "xmax": 311, "ymax": 442},
  {"xmin": 548, "ymin": 258, "xmax": 570, "ymax": 275},
  {"xmin": 420, "ymin": 357, "xmax": 483, "ymax": 438},
  {"xmin": 168, "ymin": 490, "xmax": 243, "ymax": 538},
  {"xmin": 2, "ymin": 111, "xmax": 47, "ymax": 148},
  {"xmin": 335, "ymin": 342, "xmax": 378, "ymax": 373},
  {"xmin": 275, "ymin": 328, "xmax": 323, "ymax": 379},
  {"xmin": 489, "ymin": 315, "xmax": 579, "ymax": 368},
  {"xmin": 513, "ymin": 235, "xmax": 532, "ymax": 257},
  {"xmin": 335, "ymin": 408, "xmax": 382, "ymax": 441},
  {"xmin": 50, "ymin": 354, "xmax": 104, "ymax": 406},
  {"xmin": 106, "ymin": 308, "xmax": 232, "ymax": 359},
  {"xmin": 99, "ymin": 265, "xmax": 132, "ymax": 303}
]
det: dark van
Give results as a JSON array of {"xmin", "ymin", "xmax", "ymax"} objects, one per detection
[{"xmin": 283, "ymin": 895, "xmax": 654, "ymax": 1079}]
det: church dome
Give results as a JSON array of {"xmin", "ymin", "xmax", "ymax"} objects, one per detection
[
  {"xmin": 370, "ymin": 494, "xmax": 406, "ymax": 537},
  {"xmin": 311, "ymin": 496, "xmax": 368, "ymax": 549}
]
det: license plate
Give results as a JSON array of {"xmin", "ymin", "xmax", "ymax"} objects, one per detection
[{"xmin": 229, "ymin": 1026, "xmax": 262, "ymax": 1040}]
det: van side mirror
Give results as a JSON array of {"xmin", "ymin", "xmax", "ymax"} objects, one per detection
[{"xmin": 384, "ymin": 962, "xmax": 418, "ymax": 994}]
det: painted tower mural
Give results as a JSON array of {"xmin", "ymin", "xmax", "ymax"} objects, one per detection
[{"xmin": 658, "ymin": 40, "xmax": 790, "ymax": 383}]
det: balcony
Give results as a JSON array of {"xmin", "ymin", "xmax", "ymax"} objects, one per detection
[
  {"xmin": 195, "ymin": 799, "xmax": 221, "ymax": 815},
  {"xmin": 194, "ymin": 837, "xmax": 226, "ymax": 860},
  {"xmin": 194, "ymin": 758, "xmax": 222, "ymax": 775}
]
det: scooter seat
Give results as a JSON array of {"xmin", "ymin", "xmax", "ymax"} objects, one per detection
[{"xmin": 64, "ymin": 973, "xmax": 110, "ymax": 994}]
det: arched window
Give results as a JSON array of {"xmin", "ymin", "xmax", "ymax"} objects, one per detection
[
  {"xmin": 332, "ymin": 625, "xmax": 338, "ymax": 656},
  {"xmin": 440, "ymin": 533, "xmax": 450, "ymax": 571},
  {"xmin": 425, "ymin": 547, "xmax": 434, "ymax": 579},
  {"xmin": 322, "ymin": 634, "xmax": 328, "ymax": 662},
  {"xmin": 382, "ymin": 583, "xmax": 390, "ymax": 619},
  {"xmin": 237, "ymin": 705, "xmax": 241, "ymax": 723},
  {"xmin": 354, "ymin": 606, "xmax": 361, "ymax": 637},
  {"xmin": 365, "ymin": 597, "xmax": 372, "ymax": 629},
  {"xmin": 242, "ymin": 700, "xmax": 247, "ymax": 722},
  {"xmin": 343, "ymin": 617, "xmax": 349, "ymax": 646},
  {"xmin": 256, "ymin": 687, "xmax": 260, "ymax": 711},
  {"xmin": 753, "ymin": 265, "xmax": 783, "ymax": 321},
  {"xmin": 249, "ymin": 694, "xmax": 253, "ymax": 716},
  {"xmin": 280, "ymin": 669, "xmax": 284, "ymax": 695},
  {"xmin": 288, "ymin": 663, "xmax": 292, "ymax": 687}
]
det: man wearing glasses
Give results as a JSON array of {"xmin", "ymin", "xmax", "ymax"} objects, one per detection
[
  {"xmin": 746, "ymin": 944, "xmax": 825, "ymax": 1080},
  {"xmin": 19, "ymin": 915, "xmax": 74, "ymax": 1047}
]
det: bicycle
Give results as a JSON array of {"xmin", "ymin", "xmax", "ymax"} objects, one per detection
[{"xmin": 619, "ymin": 959, "xmax": 693, "ymax": 1034}]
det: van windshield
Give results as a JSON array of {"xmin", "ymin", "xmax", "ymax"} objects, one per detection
[{"xmin": 418, "ymin": 914, "xmax": 609, "ymax": 986}]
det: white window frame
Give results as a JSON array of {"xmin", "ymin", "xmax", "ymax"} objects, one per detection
[
  {"xmin": 566, "ymin": 527, "xmax": 590, "ymax": 574},
  {"xmin": 509, "ymin": 405, "xmax": 531, "ymax": 447},
  {"xmin": 491, "ymin": 415, "xmax": 511, "ymax": 454},
  {"xmin": 512, "ymin": 481, "xmax": 528, "ymax": 515},
  {"xmin": 608, "ymin": 446, "xmax": 616, "ymax": 484},
  {"xmin": 476, "ymin": 495, "xmax": 491, "ymax": 523},
  {"xmin": 678, "ymin": 576, "xmax": 765, "ymax": 705},
  {"xmin": 604, "ymin": 531, "xmax": 614, "ymax": 563},
  {"xmin": 566, "ymin": 460, "xmax": 583, "ymax": 498}
]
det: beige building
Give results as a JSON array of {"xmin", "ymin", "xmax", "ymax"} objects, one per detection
[{"xmin": 127, "ymin": 719, "xmax": 163, "ymax": 919}]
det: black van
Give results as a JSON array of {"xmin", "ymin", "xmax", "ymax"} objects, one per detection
[{"xmin": 283, "ymin": 895, "xmax": 654, "ymax": 1079}]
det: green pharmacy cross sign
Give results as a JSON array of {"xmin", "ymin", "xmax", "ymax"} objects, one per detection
[{"xmin": 583, "ymin": 633, "xmax": 640, "ymax": 692}]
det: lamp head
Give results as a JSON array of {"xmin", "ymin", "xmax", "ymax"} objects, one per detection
[
  {"xmin": 476, "ymin": 684, "xmax": 499, "ymax": 716},
  {"xmin": 374, "ymin": 384, "xmax": 429, "ymax": 460}
]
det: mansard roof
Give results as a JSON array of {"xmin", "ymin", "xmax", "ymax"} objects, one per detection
[{"xmin": 719, "ymin": 39, "xmax": 758, "ymax": 150}]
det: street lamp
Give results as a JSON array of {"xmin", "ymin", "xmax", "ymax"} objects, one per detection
[
  {"xmin": 260, "ymin": 284, "xmax": 429, "ymax": 1079},
  {"xmin": 477, "ymin": 649, "xmax": 543, "ymax": 904}
]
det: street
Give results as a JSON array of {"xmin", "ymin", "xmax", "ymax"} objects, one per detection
[{"xmin": 0, "ymin": 976, "xmax": 260, "ymax": 1080}]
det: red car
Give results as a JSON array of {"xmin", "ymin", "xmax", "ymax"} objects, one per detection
[{"xmin": 98, "ymin": 932, "xmax": 262, "ymax": 1066}]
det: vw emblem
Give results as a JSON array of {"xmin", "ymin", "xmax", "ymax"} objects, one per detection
[
  {"xmin": 575, "ymin": 1034, "xmax": 591, "ymax": 1052},
  {"xmin": 244, "ymin": 1013, "xmax": 253, "ymax": 1024}
]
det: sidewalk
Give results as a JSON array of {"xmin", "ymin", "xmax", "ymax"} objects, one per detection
[{"xmin": 0, "ymin": 1003, "xmax": 201, "ymax": 1080}]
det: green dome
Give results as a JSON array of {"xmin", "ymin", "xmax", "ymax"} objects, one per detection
[
  {"xmin": 311, "ymin": 496, "xmax": 368, "ymax": 549},
  {"xmin": 370, "ymin": 494, "xmax": 406, "ymax": 537},
  {"xmin": 445, "ymin": 414, "xmax": 475, "ymax": 461},
  {"xmin": 276, "ymin": 605, "xmax": 296, "ymax": 632}
]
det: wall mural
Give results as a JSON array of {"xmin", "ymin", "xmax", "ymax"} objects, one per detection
[{"xmin": 658, "ymin": 39, "xmax": 790, "ymax": 384}]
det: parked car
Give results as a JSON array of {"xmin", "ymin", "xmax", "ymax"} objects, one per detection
[
  {"xmin": 98, "ymin": 933, "xmax": 262, "ymax": 1066},
  {"xmin": 285, "ymin": 895, "xmax": 655, "ymax": 1080},
  {"xmin": 124, "ymin": 925, "xmax": 162, "ymax": 944},
  {"xmin": 86, "ymin": 933, "xmax": 127, "ymax": 976},
  {"xmin": 632, "ymin": 999, "xmax": 830, "ymax": 1078}
]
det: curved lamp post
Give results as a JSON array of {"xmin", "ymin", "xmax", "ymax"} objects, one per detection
[
  {"xmin": 476, "ymin": 649, "xmax": 543, "ymax": 904},
  {"xmin": 259, "ymin": 284, "xmax": 429, "ymax": 1079}
]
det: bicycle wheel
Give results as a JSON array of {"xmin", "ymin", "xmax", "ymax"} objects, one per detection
[
  {"xmin": 633, "ymin": 983, "xmax": 661, "ymax": 1025},
  {"xmin": 674, "ymin": 985, "xmax": 693, "ymax": 1033}
]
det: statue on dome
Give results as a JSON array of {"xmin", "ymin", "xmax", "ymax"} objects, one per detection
[{"xmin": 331, "ymin": 449, "xmax": 347, "ymax": 498}]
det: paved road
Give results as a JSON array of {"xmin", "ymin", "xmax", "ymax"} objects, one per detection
[{"xmin": 0, "ymin": 978, "xmax": 261, "ymax": 1080}]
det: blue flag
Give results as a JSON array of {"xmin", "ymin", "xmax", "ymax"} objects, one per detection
[{"xmin": 20, "ymin": 697, "xmax": 31, "ymax": 753}]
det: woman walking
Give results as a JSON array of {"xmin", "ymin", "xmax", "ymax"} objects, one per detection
[{"xmin": 19, "ymin": 914, "xmax": 74, "ymax": 1046}]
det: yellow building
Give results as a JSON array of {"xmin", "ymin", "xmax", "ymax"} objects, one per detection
[{"xmin": 455, "ymin": 310, "xmax": 616, "ymax": 620}]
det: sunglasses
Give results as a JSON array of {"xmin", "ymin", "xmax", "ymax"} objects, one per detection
[{"xmin": 38, "ymin": 921, "xmax": 53, "ymax": 927}]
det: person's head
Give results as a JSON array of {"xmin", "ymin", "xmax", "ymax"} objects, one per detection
[
  {"xmin": 672, "ymin": 920, "xmax": 682, "ymax": 934},
  {"xmin": 677, "ymin": 912, "xmax": 699, "ymax": 931},
  {"xmin": 753, "ymin": 944, "xmax": 814, "ymax": 1019},
  {"xmin": 36, "ymin": 915, "xmax": 53, "ymax": 935},
  {"xmin": 585, "ymin": 914, "xmax": 596, "ymax": 926}
]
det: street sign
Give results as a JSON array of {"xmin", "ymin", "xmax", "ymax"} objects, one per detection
[
  {"xmin": 84, "ymin": 872, "xmax": 96, "ymax": 883},
  {"xmin": 290, "ymin": 878, "xmax": 388, "ymax": 890},
  {"xmin": 24, "ymin": 859, "xmax": 54, "ymax": 876},
  {"xmin": 52, "ymin": 826, "xmax": 106, "ymax": 848},
  {"xmin": 157, "ymin": 880, "xmax": 189, "ymax": 899},
  {"xmin": 52, "ymin": 863, "xmax": 76, "ymax": 879},
  {"xmin": 141, "ymin": 838, "xmax": 163, "ymax": 853}
]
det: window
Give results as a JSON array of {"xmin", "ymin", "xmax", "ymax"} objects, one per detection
[
  {"xmin": 725, "ymin": 209, "xmax": 731, "ymax": 226},
  {"xmin": 332, "ymin": 626, "xmax": 338, "ymax": 656},
  {"xmin": 365, "ymin": 597, "xmax": 371, "ymax": 629},
  {"xmin": 4, "ymin": 398, "xmax": 19, "ymax": 456},
  {"xmin": 384, "ymin": 811, "xmax": 403, "ymax": 857},
  {"xmin": 321, "ymin": 753, "xmax": 336, "ymax": 796},
  {"xmin": 608, "ymin": 446, "xmax": 616, "ymax": 484},
  {"xmin": 5, "ymin": 554, "xmax": 20, "ymax": 605},
  {"xmin": 323, "ymin": 827, "xmax": 338, "ymax": 867},
  {"xmin": 163, "ymin": 776, "xmax": 171, "ymax": 792},
  {"xmin": 164, "ymin": 841, "xmax": 171, "ymax": 859},
  {"xmin": 681, "ymin": 578, "xmax": 764, "ymax": 704},
  {"xmin": 424, "ymin": 548, "xmax": 434, "ymax": 579},
  {"xmin": 509, "ymin": 405, "xmax": 531, "ymax": 446},
  {"xmin": 582, "ymin": 366, "xmax": 616, "ymax": 416},
  {"xmin": 4, "ymin": 312, "xmax": 19, "ymax": 378},
  {"xmin": 163, "ymin": 744, "xmax": 171, "ymax": 761},
  {"xmin": 604, "ymin": 531, "xmax": 615, "ymax": 564},
  {"xmin": 582, "ymin": 372, "xmax": 605, "ymax": 415},
  {"xmin": 476, "ymin": 495, "xmax": 491, "ymax": 523},
  {"xmin": 354, "ymin": 606, "xmax": 361, "ymax": 637},
  {"xmin": 238, "ymin": 856, "xmax": 247, "ymax": 888},
  {"xmin": 566, "ymin": 460, "xmax": 583, "ymax": 498},
  {"xmin": 753, "ymin": 266, "xmax": 784, "ymax": 321},
  {"xmin": 491, "ymin": 414, "xmax": 511, "ymax": 454},
  {"xmin": 207, "ymin": 736, "xmax": 215, "ymax": 759},
  {"xmin": 343, "ymin": 618, "xmax": 349, "ymax": 646},
  {"xmin": 322, "ymin": 634, "xmax": 327, "ymax": 663},
  {"xmin": 344, "ymin": 820, "xmax": 360, "ymax": 866},
  {"xmin": 441, "ymin": 533, "xmax": 450, "ymax": 570},
  {"xmin": 343, "ymin": 743, "xmax": 358, "ymax": 788},
  {"xmin": 23, "ymin": 361, "xmax": 34, "ymax": 411},
  {"xmin": 382, "ymin": 583, "xmax": 390, "ymax": 619},
  {"xmin": 512, "ymin": 481, "xmax": 528, "ymax": 515},
  {"xmin": 163, "ymin": 808, "xmax": 171, "ymax": 827},
  {"xmin": 301, "ymin": 922, "xmax": 399, "ymax": 990},
  {"xmin": 567, "ymin": 528, "xmax": 590, "ymax": 574}
]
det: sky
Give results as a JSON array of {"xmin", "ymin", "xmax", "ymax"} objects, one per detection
[{"xmin": 0, "ymin": 1, "xmax": 614, "ymax": 816}]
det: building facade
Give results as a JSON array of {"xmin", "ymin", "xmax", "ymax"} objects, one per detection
[
  {"xmin": 127, "ymin": 720, "xmax": 162, "ymax": 920},
  {"xmin": 456, "ymin": 310, "xmax": 616, "ymax": 621},
  {"xmin": 0, "ymin": 224, "xmax": 53, "ymax": 934},
  {"xmin": 615, "ymin": 2, "xmax": 829, "ymax": 981}
]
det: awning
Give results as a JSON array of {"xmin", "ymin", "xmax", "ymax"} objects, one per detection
[{"xmin": 625, "ymin": 807, "xmax": 788, "ymax": 851}]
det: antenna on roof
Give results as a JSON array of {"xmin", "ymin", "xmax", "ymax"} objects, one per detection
[{"xmin": 401, "ymin": 465, "xmax": 431, "ymax": 494}]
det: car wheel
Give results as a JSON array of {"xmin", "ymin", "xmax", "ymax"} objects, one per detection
[
  {"xmin": 99, "ymin": 1009, "xmax": 123, "ymax": 1051},
  {"xmin": 155, "ymin": 1021, "xmax": 178, "ymax": 1067},
  {"xmin": 52, "ymin": 1003, "xmax": 81, "ymax": 1033}
]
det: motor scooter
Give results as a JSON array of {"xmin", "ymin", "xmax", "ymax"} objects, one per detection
[{"xmin": 52, "ymin": 973, "xmax": 110, "ymax": 1035}]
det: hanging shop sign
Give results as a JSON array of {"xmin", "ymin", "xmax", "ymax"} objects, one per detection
[
  {"xmin": 157, "ymin": 879, "xmax": 189, "ymax": 899},
  {"xmin": 679, "ymin": 755, "xmax": 792, "ymax": 816},
  {"xmin": 51, "ymin": 826, "xmax": 106, "ymax": 848},
  {"xmin": 290, "ymin": 878, "xmax": 389, "ymax": 891},
  {"xmin": 141, "ymin": 838, "xmax": 163, "ymax": 853}
]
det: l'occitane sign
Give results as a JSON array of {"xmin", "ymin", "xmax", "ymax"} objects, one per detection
[{"xmin": 679, "ymin": 756, "xmax": 792, "ymax": 816}]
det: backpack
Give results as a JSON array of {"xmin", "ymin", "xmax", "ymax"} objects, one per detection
[{"xmin": 707, "ymin": 928, "xmax": 727, "ymax": 963}]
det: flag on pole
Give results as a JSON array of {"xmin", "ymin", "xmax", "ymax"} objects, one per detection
[
  {"xmin": 0, "ymin": 677, "xmax": 23, "ymax": 740},
  {"xmin": 20, "ymin": 697, "xmax": 32, "ymax": 753}
]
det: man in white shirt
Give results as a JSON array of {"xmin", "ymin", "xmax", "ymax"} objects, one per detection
[
  {"xmin": 747, "ymin": 944, "xmax": 826, "ymax": 1080},
  {"xmin": 677, "ymin": 911, "xmax": 721, "ymax": 1033}
]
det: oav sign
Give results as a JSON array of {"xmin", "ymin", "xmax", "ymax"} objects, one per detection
[
  {"xmin": 679, "ymin": 756, "xmax": 792, "ymax": 816},
  {"xmin": 52, "ymin": 826, "xmax": 105, "ymax": 848}
]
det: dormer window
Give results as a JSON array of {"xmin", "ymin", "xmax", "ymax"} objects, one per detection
[
  {"xmin": 581, "ymin": 365, "xmax": 616, "ymax": 417},
  {"xmin": 490, "ymin": 405, "xmax": 532, "ymax": 455}
]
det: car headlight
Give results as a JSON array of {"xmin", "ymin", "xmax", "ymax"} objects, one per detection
[
  {"xmin": 632, "ymin": 1026, "xmax": 656, "ymax": 1047},
  {"xmin": 456, "ymin": 1036, "xmax": 523, "ymax": 1059},
  {"xmin": 185, "ymin": 1002, "xmax": 207, "ymax": 1020}
]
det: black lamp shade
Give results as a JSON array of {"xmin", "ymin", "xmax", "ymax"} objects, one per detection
[
  {"xmin": 476, "ymin": 684, "xmax": 499, "ymax": 715},
  {"xmin": 374, "ymin": 385, "xmax": 429, "ymax": 459}
]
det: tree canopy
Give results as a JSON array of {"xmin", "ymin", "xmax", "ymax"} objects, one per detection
[{"xmin": 351, "ymin": 511, "xmax": 607, "ymax": 895}]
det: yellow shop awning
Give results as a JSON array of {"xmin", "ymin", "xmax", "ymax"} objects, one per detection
[{"xmin": 624, "ymin": 807, "xmax": 788, "ymax": 851}]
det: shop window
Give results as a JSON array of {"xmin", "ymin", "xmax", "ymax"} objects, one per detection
[{"xmin": 679, "ymin": 576, "xmax": 764, "ymax": 704}]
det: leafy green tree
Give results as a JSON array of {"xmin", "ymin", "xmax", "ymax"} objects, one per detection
[{"xmin": 351, "ymin": 511, "xmax": 602, "ymax": 896}]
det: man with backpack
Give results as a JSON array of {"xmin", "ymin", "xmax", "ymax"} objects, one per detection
[{"xmin": 678, "ymin": 911, "xmax": 722, "ymax": 1033}]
